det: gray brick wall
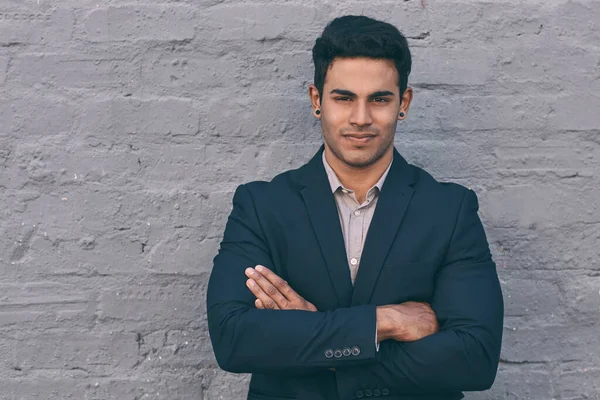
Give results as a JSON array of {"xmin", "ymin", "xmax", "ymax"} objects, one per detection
[{"xmin": 0, "ymin": 1, "xmax": 598, "ymax": 399}]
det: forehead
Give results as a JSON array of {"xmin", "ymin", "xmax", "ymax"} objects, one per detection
[{"xmin": 324, "ymin": 57, "xmax": 399, "ymax": 93}]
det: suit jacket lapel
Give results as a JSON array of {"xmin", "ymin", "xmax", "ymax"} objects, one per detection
[
  {"xmin": 298, "ymin": 147, "xmax": 353, "ymax": 307},
  {"xmin": 351, "ymin": 149, "xmax": 416, "ymax": 306}
]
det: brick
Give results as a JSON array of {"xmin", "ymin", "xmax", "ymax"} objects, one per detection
[
  {"xmin": 98, "ymin": 284, "xmax": 205, "ymax": 330},
  {"xmin": 0, "ymin": 378, "xmax": 85, "ymax": 400},
  {"xmin": 8, "ymin": 53, "xmax": 140, "ymax": 89},
  {"xmin": 146, "ymin": 233, "xmax": 220, "ymax": 275},
  {"xmin": 465, "ymin": 365, "xmax": 552, "ymax": 400},
  {"xmin": 83, "ymin": 5, "xmax": 196, "ymax": 42},
  {"xmin": 81, "ymin": 97, "xmax": 199, "ymax": 137},
  {"xmin": 492, "ymin": 39, "xmax": 600, "ymax": 91},
  {"xmin": 545, "ymin": 1, "xmax": 600, "ymax": 47},
  {"xmin": 0, "ymin": 282, "xmax": 89, "ymax": 326},
  {"xmin": 142, "ymin": 50, "xmax": 314, "ymax": 94},
  {"xmin": 501, "ymin": 277, "xmax": 560, "ymax": 317},
  {"xmin": 492, "ymin": 138, "xmax": 596, "ymax": 181},
  {"xmin": 0, "ymin": 56, "xmax": 7, "ymax": 84},
  {"xmin": 203, "ymin": 368, "xmax": 250, "ymax": 400},
  {"xmin": 501, "ymin": 325, "xmax": 600, "ymax": 363},
  {"xmin": 138, "ymin": 329, "xmax": 214, "ymax": 370},
  {"xmin": 15, "ymin": 332, "xmax": 139, "ymax": 371},
  {"xmin": 430, "ymin": 2, "xmax": 546, "ymax": 44},
  {"xmin": 0, "ymin": 8, "xmax": 73, "ymax": 44},
  {"xmin": 202, "ymin": 4, "xmax": 325, "ymax": 43},
  {"xmin": 11, "ymin": 96, "xmax": 76, "ymax": 136},
  {"xmin": 548, "ymin": 94, "xmax": 600, "ymax": 131},
  {"xmin": 142, "ymin": 52, "xmax": 235, "ymax": 91},
  {"xmin": 481, "ymin": 183, "xmax": 600, "ymax": 229},
  {"xmin": 396, "ymin": 139, "xmax": 495, "ymax": 181},
  {"xmin": 404, "ymin": 93, "xmax": 551, "ymax": 132},
  {"xmin": 10, "ymin": 136, "xmax": 142, "ymax": 189},
  {"xmin": 206, "ymin": 96, "xmax": 315, "ymax": 142},
  {"xmin": 257, "ymin": 142, "xmax": 319, "ymax": 180},
  {"xmin": 561, "ymin": 275, "xmax": 600, "ymax": 316},
  {"xmin": 556, "ymin": 364, "xmax": 600, "ymax": 400},
  {"xmin": 336, "ymin": 1, "xmax": 430, "ymax": 39},
  {"xmin": 85, "ymin": 376, "xmax": 205, "ymax": 400},
  {"xmin": 488, "ymin": 223, "xmax": 600, "ymax": 271},
  {"xmin": 411, "ymin": 47, "xmax": 492, "ymax": 86},
  {"xmin": 0, "ymin": 97, "xmax": 12, "ymax": 135}
]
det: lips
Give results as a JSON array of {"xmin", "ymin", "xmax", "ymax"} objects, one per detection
[
  {"xmin": 343, "ymin": 134, "xmax": 376, "ymax": 145},
  {"xmin": 345, "ymin": 134, "xmax": 375, "ymax": 139}
]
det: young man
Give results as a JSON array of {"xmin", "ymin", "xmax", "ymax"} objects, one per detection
[{"xmin": 207, "ymin": 15, "xmax": 504, "ymax": 400}]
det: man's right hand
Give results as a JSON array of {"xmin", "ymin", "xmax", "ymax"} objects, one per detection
[{"xmin": 376, "ymin": 302, "xmax": 439, "ymax": 342}]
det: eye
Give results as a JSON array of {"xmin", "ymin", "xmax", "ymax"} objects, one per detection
[
  {"xmin": 372, "ymin": 97, "xmax": 389, "ymax": 103},
  {"xmin": 334, "ymin": 97, "xmax": 352, "ymax": 101}
]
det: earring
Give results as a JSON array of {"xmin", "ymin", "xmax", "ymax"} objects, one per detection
[
  {"xmin": 315, "ymin": 109, "xmax": 321, "ymax": 115},
  {"xmin": 399, "ymin": 112, "xmax": 405, "ymax": 118}
]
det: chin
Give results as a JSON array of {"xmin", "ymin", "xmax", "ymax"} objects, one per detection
[{"xmin": 341, "ymin": 153, "xmax": 379, "ymax": 168}]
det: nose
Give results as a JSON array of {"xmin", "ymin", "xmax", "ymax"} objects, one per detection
[{"xmin": 348, "ymin": 100, "xmax": 372, "ymax": 127}]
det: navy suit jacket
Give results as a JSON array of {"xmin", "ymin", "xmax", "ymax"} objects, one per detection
[{"xmin": 207, "ymin": 146, "xmax": 504, "ymax": 400}]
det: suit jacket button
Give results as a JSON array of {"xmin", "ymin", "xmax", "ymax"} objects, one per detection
[
  {"xmin": 342, "ymin": 347, "xmax": 351, "ymax": 356},
  {"xmin": 324, "ymin": 349, "xmax": 334, "ymax": 358},
  {"xmin": 334, "ymin": 349, "xmax": 343, "ymax": 358},
  {"xmin": 365, "ymin": 389, "xmax": 372, "ymax": 397},
  {"xmin": 351, "ymin": 346, "xmax": 361, "ymax": 356},
  {"xmin": 356, "ymin": 390, "xmax": 364, "ymax": 398},
  {"xmin": 373, "ymin": 389, "xmax": 381, "ymax": 396},
  {"xmin": 382, "ymin": 388, "xmax": 390, "ymax": 395}
]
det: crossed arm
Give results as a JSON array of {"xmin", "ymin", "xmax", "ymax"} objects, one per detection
[
  {"xmin": 206, "ymin": 184, "xmax": 504, "ymax": 395},
  {"xmin": 245, "ymin": 265, "xmax": 439, "ymax": 344}
]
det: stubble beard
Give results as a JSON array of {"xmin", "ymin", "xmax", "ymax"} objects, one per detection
[{"xmin": 325, "ymin": 131, "xmax": 394, "ymax": 169}]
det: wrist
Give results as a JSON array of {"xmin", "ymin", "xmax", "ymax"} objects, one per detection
[{"xmin": 376, "ymin": 306, "xmax": 395, "ymax": 342}]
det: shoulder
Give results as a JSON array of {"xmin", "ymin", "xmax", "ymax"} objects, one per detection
[
  {"xmin": 234, "ymin": 166, "xmax": 303, "ymax": 204},
  {"xmin": 408, "ymin": 163, "xmax": 478, "ymax": 211}
]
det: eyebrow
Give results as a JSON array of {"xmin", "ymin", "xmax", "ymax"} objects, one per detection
[{"xmin": 330, "ymin": 89, "xmax": 395, "ymax": 98}]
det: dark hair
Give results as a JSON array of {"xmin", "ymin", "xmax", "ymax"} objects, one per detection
[{"xmin": 312, "ymin": 15, "xmax": 412, "ymax": 103}]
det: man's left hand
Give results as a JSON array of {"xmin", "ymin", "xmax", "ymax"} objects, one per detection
[{"xmin": 245, "ymin": 265, "xmax": 317, "ymax": 312}]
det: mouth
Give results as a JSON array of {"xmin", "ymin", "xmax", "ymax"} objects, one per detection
[{"xmin": 343, "ymin": 133, "xmax": 376, "ymax": 145}]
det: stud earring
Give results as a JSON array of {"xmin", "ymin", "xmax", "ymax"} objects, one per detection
[
  {"xmin": 315, "ymin": 109, "xmax": 321, "ymax": 115},
  {"xmin": 399, "ymin": 112, "xmax": 405, "ymax": 118}
]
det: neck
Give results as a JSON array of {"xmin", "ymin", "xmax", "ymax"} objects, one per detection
[{"xmin": 324, "ymin": 146, "xmax": 393, "ymax": 203}]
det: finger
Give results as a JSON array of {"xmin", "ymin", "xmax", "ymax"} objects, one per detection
[
  {"xmin": 246, "ymin": 278, "xmax": 280, "ymax": 310},
  {"xmin": 246, "ymin": 268, "xmax": 290, "ymax": 309},
  {"xmin": 255, "ymin": 265, "xmax": 300, "ymax": 302},
  {"xmin": 255, "ymin": 299, "xmax": 264, "ymax": 309}
]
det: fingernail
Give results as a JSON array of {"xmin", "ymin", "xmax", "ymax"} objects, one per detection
[
  {"xmin": 247, "ymin": 279, "xmax": 255, "ymax": 287},
  {"xmin": 255, "ymin": 265, "xmax": 264, "ymax": 272},
  {"xmin": 245, "ymin": 268, "xmax": 255, "ymax": 276}
]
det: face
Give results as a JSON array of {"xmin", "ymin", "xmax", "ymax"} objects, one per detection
[{"xmin": 309, "ymin": 57, "xmax": 412, "ymax": 169}]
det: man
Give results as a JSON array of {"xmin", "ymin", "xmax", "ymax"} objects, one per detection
[{"xmin": 207, "ymin": 15, "xmax": 504, "ymax": 400}]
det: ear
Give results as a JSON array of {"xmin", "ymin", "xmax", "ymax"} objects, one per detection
[
  {"xmin": 397, "ymin": 87, "xmax": 414, "ymax": 121},
  {"xmin": 308, "ymin": 84, "xmax": 322, "ymax": 118}
]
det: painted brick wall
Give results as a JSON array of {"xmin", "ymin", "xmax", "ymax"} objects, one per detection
[{"xmin": 0, "ymin": 0, "xmax": 599, "ymax": 399}]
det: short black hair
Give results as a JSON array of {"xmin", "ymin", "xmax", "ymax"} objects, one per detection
[{"xmin": 312, "ymin": 15, "xmax": 412, "ymax": 103}]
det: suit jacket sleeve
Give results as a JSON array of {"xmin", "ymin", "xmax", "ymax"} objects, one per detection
[
  {"xmin": 207, "ymin": 184, "xmax": 380, "ymax": 374},
  {"xmin": 334, "ymin": 189, "xmax": 504, "ymax": 397}
]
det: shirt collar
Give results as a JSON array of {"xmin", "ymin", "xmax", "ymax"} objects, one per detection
[{"xmin": 322, "ymin": 151, "xmax": 393, "ymax": 194}]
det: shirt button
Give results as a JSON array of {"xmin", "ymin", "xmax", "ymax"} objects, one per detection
[
  {"xmin": 365, "ymin": 389, "xmax": 373, "ymax": 397},
  {"xmin": 350, "ymin": 258, "xmax": 358, "ymax": 266},
  {"xmin": 354, "ymin": 210, "xmax": 361, "ymax": 216},
  {"xmin": 373, "ymin": 389, "xmax": 381, "ymax": 396},
  {"xmin": 356, "ymin": 390, "xmax": 364, "ymax": 398},
  {"xmin": 382, "ymin": 388, "xmax": 390, "ymax": 395},
  {"xmin": 324, "ymin": 349, "xmax": 334, "ymax": 358},
  {"xmin": 351, "ymin": 346, "xmax": 361, "ymax": 356},
  {"xmin": 342, "ymin": 347, "xmax": 351, "ymax": 356},
  {"xmin": 334, "ymin": 349, "xmax": 343, "ymax": 358}
]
